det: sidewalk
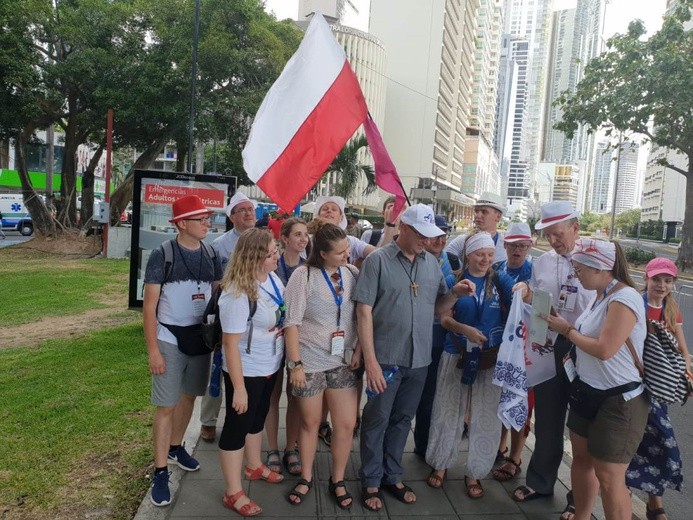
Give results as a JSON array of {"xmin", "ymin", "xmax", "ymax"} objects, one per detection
[{"xmin": 133, "ymin": 394, "xmax": 649, "ymax": 520}]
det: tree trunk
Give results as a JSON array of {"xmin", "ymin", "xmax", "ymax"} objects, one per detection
[
  {"xmin": 108, "ymin": 135, "xmax": 170, "ymax": 225},
  {"xmin": 677, "ymin": 161, "xmax": 693, "ymax": 272},
  {"xmin": 16, "ymin": 128, "xmax": 56, "ymax": 236},
  {"xmin": 80, "ymin": 144, "xmax": 105, "ymax": 225},
  {"xmin": 59, "ymin": 100, "xmax": 80, "ymax": 227},
  {"xmin": 176, "ymin": 137, "xmax": 186, "ymax": 172}
]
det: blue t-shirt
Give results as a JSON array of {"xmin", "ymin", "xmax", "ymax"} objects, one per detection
[
  {"xmin": 493, "ymin": 259, "xmax": 532, "ymax": 283},
  {"xmin": 437, "ymin": 252, "xmax": 456, "ymax": 289},
  {"xmin": 443, "ymin": 270, "xmax": 514, "ymax": 354}
]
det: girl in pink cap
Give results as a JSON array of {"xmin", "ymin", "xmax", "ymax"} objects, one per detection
[{"xmin": 626, "ymin": 257, "xmax": 689, "ymax": 520}]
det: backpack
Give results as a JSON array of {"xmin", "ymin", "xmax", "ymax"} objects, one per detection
[
  {"xmin": 202, "ymin": 286, "xmax": 257, "ymax": 353},
  {"xmin": 160, "ymin": 239, "xmax": 216, "ymax": 284},
  {"xmin": 446, "ymin": 251, "xmax": 461, "ymax": 271},
  {"xmin": 367, "ymin": 229, "xmax": 382, "ymax": 246}
]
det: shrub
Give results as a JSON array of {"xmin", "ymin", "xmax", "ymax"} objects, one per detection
[{"xmin": 624, "ymin": 247, "xmax": 656, "ymax": 265}]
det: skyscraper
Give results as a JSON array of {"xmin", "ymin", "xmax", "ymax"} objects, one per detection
[
  {"xmin": 613, "ymin": 141, "xmax": 639, "ymax": 214},
  {"xmin": 590, "ymin": 141, "xmax": 613, "ymax": 214}
]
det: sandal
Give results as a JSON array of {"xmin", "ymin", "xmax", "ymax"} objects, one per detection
[
  {"xmin": 287, "ymin": 478, "xmax": 313, "ymax": 506},
  {"xmin": 265, "ymin": 450, "xmax": 282, "ymax": 474},
  {"xmin": 646, "ymin": 505, "xmax": 667, "ymax": 520},
  {"xmin": 282, "ymin": 449, "xmax": 302, "ymax": 476},
  {"xmin": 559, "ymin": 490, "xmax": 576, "ymax": 520},
  {"xmin": 513, "ymin": 484, "xmax": 551, "ymax": 502},
  {"xmin": 361, "ymin": 487, "xmax": 384, "ymax": 512},
  {"xmin": 223, "ymin": 490, "xmax": 262, "ymax": 517},
  {"xmin": 426, "ymin": 470, "xmax": 446, "ymax": 489},
  {"xmin": 465, "ymin": 476, "xmax": 484, "ymax": 499},
  {"xmin": 244, "ymin": 464, "xmax": 284, "ymax": 483},
  {"xmin": 492, "ymin": 458, "xmax": 522, "ymax": 482},
  {"xmin": 495, "ymin": 446, "xmax": 509, "ymax": 463},
  {"xmin": 328, "ymin": 477, "xmax": 353, "ymax": 509},
  {"xmin": 318, "ymin": 422, "xmax": 332, "ymax": 447},
  {"xmin": 382, "ymin": 482, "xmax": 416, "ymax": 504}
]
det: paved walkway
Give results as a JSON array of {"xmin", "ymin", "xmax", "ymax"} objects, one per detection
[{"xmin": 134, "ymin": 396, "xmax": 647, "ymax": 520}]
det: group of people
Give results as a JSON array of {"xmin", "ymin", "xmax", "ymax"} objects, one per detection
[{"xmin": 143, "ymin": 189, "xmax": 689, "ymax": 520}]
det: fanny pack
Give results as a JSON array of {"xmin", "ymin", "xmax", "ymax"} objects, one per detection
[
  {"xmin": 450, "ymin": 334, "xmax": 499, "ymax": 370},
  {"xmin": 568, "ymin": 377, "xmax": 641, "ymax": 420},
  {"xmin": 161, "ymin": 323, "xmax": 210, "ymax": 357}
]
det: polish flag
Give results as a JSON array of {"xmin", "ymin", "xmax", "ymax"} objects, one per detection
[{"xmin": 242, "ymin": 14, "xmax": 367, "ymax": 212}]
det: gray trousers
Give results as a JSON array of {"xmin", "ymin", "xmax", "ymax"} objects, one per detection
[
  {"xmin": 359, "ymin": 365, "xmax": 427, "ymax": 488},
  {"xmin": 526, "ymin": 335, "xmax": 572, "ymax": 495},
  {"xmin": 200, "ymin": 357, "xmax": 222, "ymax": 427}
]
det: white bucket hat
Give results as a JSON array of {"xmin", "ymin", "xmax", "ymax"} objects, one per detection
[
  {"xmin": 504, "ymin": 222, "xmax": 532, "ymax": 243},
  {"xmin": 400, "ymin": 204, "xmax": 444, "ymax": 238},
  {"xmin": 315, "ymin": 195, "xmax": 347, "ymax": 229},
  {"xmin": 534, "ymin": 201, "xmax": 580, "ymax": 230},
  {"xmin": 475, "ymin": 191, "xmax": 506, "ymax": 215},
  {"xmin": 225, "ymin": 192, "xmax": 258, "ymax": 218}
]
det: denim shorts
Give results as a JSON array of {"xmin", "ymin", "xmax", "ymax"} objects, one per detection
[{"xmin": 291, "ymin": 365, "xmax": 356, "ymax": 398}]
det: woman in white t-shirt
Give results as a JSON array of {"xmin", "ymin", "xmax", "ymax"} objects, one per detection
[
  {"xmin": 217, "ymin": 228, "xmax": 285, "ymax": 517},
  {"xmin": 541, "ymin": 239, "xmax": 648, "ymax": 520}
]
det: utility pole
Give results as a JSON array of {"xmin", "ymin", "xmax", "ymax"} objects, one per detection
[{"xmin": 186, "ymin": 0, "xmax": 201, "ymax": 173}]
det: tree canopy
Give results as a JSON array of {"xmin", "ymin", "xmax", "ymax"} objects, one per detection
[{"xmin": 555, "ymin": 0, "xmax": 693, "ymax": 269}]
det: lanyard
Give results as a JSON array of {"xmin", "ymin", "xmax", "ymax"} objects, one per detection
[
  {"xmin": 259, "ymin": 274, "xmax": 285, "ymax": 327},
  {"xmin": 492, "ymin": 232, "xmax": 498, "ymax": 245},
  {"xmin": 280, "ymin": 254, "xmax": 303, "ymax": 282},
  {"xmin": 321, "ymin": 267, "xmax": 343, "ymax": 328},
  {"xmin": 176, "ymin": 240, "xmax": 204, "ymax": 292},
  {"xmin": 580, "ymin": 278, "xmax": 619, "ymax": 332}
]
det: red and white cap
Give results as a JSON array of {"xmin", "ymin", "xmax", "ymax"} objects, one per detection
[
  {"xmin": 534, "ymin": 201, "xmax": 580, "ymax": 230},
  {"xmin": 169, "ymin": 195, "xmax": 214, "ymax": 223},
  {"xmin": 504, "ymin": 222, "xmax": 532, "ymax": 243}
]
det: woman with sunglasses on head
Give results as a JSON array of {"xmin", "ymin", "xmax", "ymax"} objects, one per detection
[
  {"xmin": 264, "ymin": 217, "xmax": 309, "ymax": 477},
  {"xmin": 282, "ymin": 221, "xmax": 361, "ymax": 509},
  {"xmin": 217, "ymin": 229, "xmax": 286, "ymax": 517},
  {"xmin": 425, "ymin": 231, "xmax": 514, "ymax": 498},
  {"xmin": 626, "ymin": 257, "xmax": 689, "ymax": 520},
  {"xmin": 541, "ymin": 239, "xmax": 649, "ymax": 520}
]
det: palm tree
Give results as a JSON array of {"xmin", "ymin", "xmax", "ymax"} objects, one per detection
[{"xmin": 325, "ymin": 135, "xmax": 376, "ymax": 199}]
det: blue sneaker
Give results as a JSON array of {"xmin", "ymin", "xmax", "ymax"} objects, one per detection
[
  {"xmin": 168, "ymin": 445, "xmax": 200, "ymax": 472},
  {"xmin": 150, "ymin": 470, "xmax": 171, "ymax": 506}
]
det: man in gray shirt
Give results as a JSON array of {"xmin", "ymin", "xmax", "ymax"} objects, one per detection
[{"xmin": 353, "ymin": 204, "xmax": 474, "ymax": 511}]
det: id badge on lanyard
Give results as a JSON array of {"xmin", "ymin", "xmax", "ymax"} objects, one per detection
[
  {"xmin": 563, "ymin": 351, "xmax": 576, "ymax": 382},
  {"xmin": 331, "ymin": 331, "xmax": 345, "ymax": 355},
  {"xmin": 557, "ymin": 285, "xmax": 577, "ymax": 312},
  {"xmin": 192, "ymin": 293, "xmax": 206, "ymax": 318}
]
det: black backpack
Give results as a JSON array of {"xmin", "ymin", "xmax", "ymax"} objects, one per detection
[
  {"xmin": 368, "ymin": 229, "xmax": 382, "ymax": 246},
  {"xmin": 446, "ymin": 251, "xmax": 461, "ymax": 271},
  {"xmin": 201, "ymin": 286, "xmax": 257, "ymax": 352}
]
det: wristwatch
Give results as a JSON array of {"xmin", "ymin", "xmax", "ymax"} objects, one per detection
[
  {"xmin": 287, "ymin": 359, "xmax": 303, "ymax": 370},
  {"xmin": 385, "ymin": 222, "xmax": 396, "ymax": 227}
]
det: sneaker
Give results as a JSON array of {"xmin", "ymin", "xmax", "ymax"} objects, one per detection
[
  {"xmin": 168, "ymin": 445, "xmax": 200, "ymax": 472},
  {"xmin": 150, "ymin": 470, "xmax": 171, "ymax": 506}
]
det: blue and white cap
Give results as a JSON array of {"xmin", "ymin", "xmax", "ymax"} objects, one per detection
[{"xmin": 400, "ymin": 204, "xmax": 444, "ymax": 238}]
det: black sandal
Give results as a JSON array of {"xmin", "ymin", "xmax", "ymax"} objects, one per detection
[
  {"xmin": 512, "ymin": 484, "xmax": 552, "ymax": 502},
  {"xmin": 318, "ymin": 422, "xmax": 332, "ymax": 447},
  {"xmin": 265, "ymin": 450, "xmax": 282, "ymax": 474},
  {"xmin": 560, "ymin": 491, "xmax": 576, "ymax": 520},
  {"xmin": 646, "ymin": 505, "xmax": 667, "ymax": 520},
  {"xmin": 282, "ymin": 449, "xmax": 302, "ymax": 476},
  {"xmin": 361, "ymin": 488, "xmax": 383, "ymax": 512},
  {"xmin": 382, "ymin": 482, "xmax": 416, "ymax": 504},
  {"xmin": 287, "ymin": 478, "xmax": 313, "ymax": 506},
  {"xmin": 328, "ymin": 477, "xmax": 352, "ymax": 509}
]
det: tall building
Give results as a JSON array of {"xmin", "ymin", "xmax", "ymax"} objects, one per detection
[
  {"xmin": 552, "ymin": 164, "xmax": 580, "ymax": 206},
  {"xmin": 369, "ymin": 0, "xmax": 479, "ymax": 220},
  {"xmin": 613, "ymin": 141, "xmax": 639, "ymax": 214},
  {"xmin": 589, "ymin": 141, "xmax": 613, "ymax": 214}
]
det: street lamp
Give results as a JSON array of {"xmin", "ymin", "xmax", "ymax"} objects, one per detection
[{"xmin": 430, "ymin": 184, "xmax": 438, "ymax": 213}]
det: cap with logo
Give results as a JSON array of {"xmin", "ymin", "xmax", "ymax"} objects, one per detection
[{"xmin": 400, "ymin": 204, "xmax": 445, "ymax": 238}]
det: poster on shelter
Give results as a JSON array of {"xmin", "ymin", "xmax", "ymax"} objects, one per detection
[{"xmin": 128, "ymin": 170, "xmax": 235, "ymax": 308}]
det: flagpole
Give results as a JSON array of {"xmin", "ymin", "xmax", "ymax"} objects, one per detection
[{"xmin": 398, "ymin": 179, "xmax": 412, "ymax": 206}]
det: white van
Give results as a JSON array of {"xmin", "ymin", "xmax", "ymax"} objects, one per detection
[{"xmin": 0, "ymin": 194, "xmax": 36, "ymax": 236}]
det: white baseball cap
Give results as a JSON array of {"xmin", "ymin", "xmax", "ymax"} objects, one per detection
[
  {"xmin": 225, "ymin": 192, "xmax": 258, "ymax": 218},
  {"xmin": 400, "ymin": 204, "xmax": 444, "ymax": 238}
]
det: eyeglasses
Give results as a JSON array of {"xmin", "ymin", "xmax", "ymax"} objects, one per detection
[
  {"xmin": 507, "ymin": 243, "xmax": 531, "ymax": 251},
  {"xmin": 232, "ymin": 207, "xmax": 255, "ymax": 215},
  {"xmin": 185, "ymin": 216, "xmax": 211, "ymax": 224},
  {"xmin": 266, "ymin": 249, "xmax": 279, "ymax": 259}
]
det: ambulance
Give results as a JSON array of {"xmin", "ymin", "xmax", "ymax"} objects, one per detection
[{"xmin": 0, "ymin": 194, "xmax": 35, "ymax": 236}]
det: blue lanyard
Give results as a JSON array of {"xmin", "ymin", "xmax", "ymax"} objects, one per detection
[
  {"xmin": 260, "ymin": 274, "xmax": 285, "ymax": 327},
  {"xmin": 643, "ymin": 293, "xmax": 665, "ymax": 321},
  {"xmin": 321, "ymin": 267, "xmax": 343, "ymax": 328},
  {"xmin": 492, "ymin": 232, "xmax": 498, "ymax": 245},
  {"xmin": 280, "ymin": 254, "xmax": 303, "ymax": 282}
]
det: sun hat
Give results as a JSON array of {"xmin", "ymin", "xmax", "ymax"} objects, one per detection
[
  {"xmin": 465, "ymin": 232, "xmax": 496, "ymax": 255},
  {"xmin": 475, "ymin": 191, "xmax": 506, "ymax": 215},
  {"xmin": 504, "ymin": 222, "xmax": 532, "ymax": 243},
  {"xmin": 434, "ymin": 215, "xmax": 450, "ymax": 232},
  {"xmin": 315, "ymin": 195, "xmax": 347, "ymax": 229},
  {"xmin": 400, "ymin": 204, "xmax": 444, "ymax": 238},
  {"xmin": 225, "ymin": 192, "xmax": 258, "ymax": 218},
  {"xmin": 534, "ymin": 201, "xmax": 580, "ymax": 230},
  {"xmin": 169, "ymin": 195, "xmax": 215, "ymax": 223},
  {"xmin": 645, "ymin": 257, "xmax": 678, "ymax": 278},
  {"xmin": 571, "ymin": 238, "xmax": 616, "ymax": 271}
]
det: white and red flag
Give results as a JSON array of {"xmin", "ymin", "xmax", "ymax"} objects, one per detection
[{"xmin": 242, "ymin": 13, "xmax": 407, "ymax": 214}]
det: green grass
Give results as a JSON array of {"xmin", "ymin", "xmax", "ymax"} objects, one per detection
[
  {"xmin": 0, "ymin": 257, "xmax": 130, "ymax": 326},
  {"xmin": 0, "ymin": 322, "xmax": 153, "ymax": 519}
]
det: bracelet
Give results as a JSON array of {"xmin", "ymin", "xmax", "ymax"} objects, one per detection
[
  {"xmin": 385, "ymin": 222, "xmax": 396, "ymax": 227},
  {"xmin": 564, "ymin": 326, "xmax": 576, "ymax": 339}
]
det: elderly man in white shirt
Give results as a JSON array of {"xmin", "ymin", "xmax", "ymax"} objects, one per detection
[
  {"xmin": 511, "ymin": 201, "xmax": 595, "ymax": 520},
  {"xmin": 444, "ymin": 191, "xmax": 508, "ymax": 264}
]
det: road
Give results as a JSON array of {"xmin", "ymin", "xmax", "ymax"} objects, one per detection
[
  {"xmin": 0, "ymin": 231, "xmax": 33, "ymax": 248},
  {"xmin": 618, "ymin": 237, "xmax": 679, "ymax": 261}
]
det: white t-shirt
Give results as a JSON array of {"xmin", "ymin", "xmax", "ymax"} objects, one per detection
[
  {"xmin": 347, "ymin": 235, "xmax": 369, "ymax": 261},
  {"xmin": 219, "ymin": 272, "xmax": 284, "ymax": 377},
  {"xmin": 574, "ymin": 285, "xmax": 645, "ymax": 395},
  {"xmin": 444, "ymin": 231, "xmax": 507, "ymax": 264}
]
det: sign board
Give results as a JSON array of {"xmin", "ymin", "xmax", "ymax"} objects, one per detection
[{"xmin": 128, "ymin": 169, "xmax": 236, "ymax": 308}]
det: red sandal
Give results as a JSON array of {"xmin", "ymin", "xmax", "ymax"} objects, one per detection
[
  {"xmin": 244, "ymin": 464, "xmax": 284, "ymax": 483},
  {"xmin": 223, "ymin": 490, "xmax": 262, "ymax": 517}
]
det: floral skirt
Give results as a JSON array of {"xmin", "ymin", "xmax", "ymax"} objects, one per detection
[{"xmin": 626, "ymin": 397, "xmax": 683, "ymax": 496}]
